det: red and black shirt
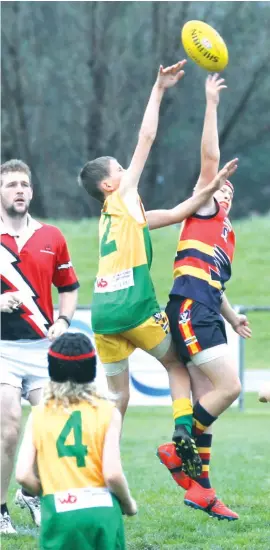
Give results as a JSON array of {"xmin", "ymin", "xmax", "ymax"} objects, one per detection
[
  {"xmin": 170, "ymin": 200, "xmax": 235, "ymax": 313},
  {"xmin": 1, "ymin": 217, "xmax": 79, "ymax": 340}
]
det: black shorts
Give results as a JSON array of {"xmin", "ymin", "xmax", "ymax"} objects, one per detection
[{"xmin": 166, "ymin": 296, "xmax": 227, "ymax": 365}]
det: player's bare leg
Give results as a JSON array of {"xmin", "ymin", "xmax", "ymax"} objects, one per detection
[
  {"xmin": 106, "ymin": 365, "xmax": 130, "ymax": 419},
  {"xmin": 159, "ymin": 343, "xmax": 202, "ymax": 479},
  {"xmin": 161, "ymin": 344, "xmax": 190, "ymax": 402},
  {"xmin": 197, "ymin": 355, "xmax": 241, "ymax": 416},
  {"xmin": 15, "ymin": 387, "xmax": 43, "ymax": 527},
  {"xmin": 0, "ymin": 384, "xmax": 21, "ymax": 534},
  {"xmin": 1, "ymin": 385, "xmax": 21, "ymax": 504}
]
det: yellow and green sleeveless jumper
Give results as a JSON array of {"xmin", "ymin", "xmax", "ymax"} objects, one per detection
[
  {"xmin": 32, "ymin": 399, "xmax": 125, "ymax": 550},
  {"xmin": 91, "ymin": 191, "xmax": 160, "ymax": 334}
]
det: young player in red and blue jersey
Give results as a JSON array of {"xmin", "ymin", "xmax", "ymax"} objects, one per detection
[{"xmin": 157, "ymin": 74, "xmax": 251, "ymax": 521}]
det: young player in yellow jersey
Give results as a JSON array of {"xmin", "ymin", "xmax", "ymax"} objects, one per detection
[
  {"xmin": 79, "ymin": 60, "xmax": 238, "ymax": 479},
  {"xmin": 16, "ymin": 333, "xmax": 136, "ymax": 550}
]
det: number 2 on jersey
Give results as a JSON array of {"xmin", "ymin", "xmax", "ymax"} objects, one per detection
[
  {"xmin": 100, "ymin": 214, "xmax": 117, "ymax": 257},
  {"xmin": 56, "ymin": 411, "xmax": 87, "ymax": 468}
]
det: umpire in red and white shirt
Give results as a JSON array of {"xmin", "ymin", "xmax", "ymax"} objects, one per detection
[{"xmin": 0, "ymin": 159, "xmax": 79, "ymax": 534}]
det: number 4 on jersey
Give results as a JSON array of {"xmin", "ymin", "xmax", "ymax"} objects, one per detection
[{"xmin": 56, "ymin": 411, "xmax": 88, "ymax": 468}]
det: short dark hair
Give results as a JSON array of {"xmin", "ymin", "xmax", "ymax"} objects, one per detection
[
  {"xmin": 0, "ymin": 159, "xmax": 32, "ymax": 186},
  {"xmin": 78, "ymin": 156, "xmax": 114, "ymax": 202}
]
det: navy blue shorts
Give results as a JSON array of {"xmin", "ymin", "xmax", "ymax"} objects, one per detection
[{"xmin": 166, "ymin": 297, "xmax": 227, "ymax": 365}]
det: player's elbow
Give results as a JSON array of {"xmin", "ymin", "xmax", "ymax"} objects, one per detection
[
  {"xmin": 201, "ymin": 149, "xmax": 220, "ymax": 164},
  {"xmin": 16, "ymin": 466, "xmax": 29, "ymax": 487},
  {"xmin": 103, "ymin": 468, "xmax": 123, "ymax": 487},
  {"xmin": 138, "ymin": 128, "xmax": 156, "ymax": 144}
]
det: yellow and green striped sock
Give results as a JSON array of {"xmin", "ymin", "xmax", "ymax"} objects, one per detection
[{"xmin": 173, "ymin": 398, "xmax": 193, "ymax": 435}]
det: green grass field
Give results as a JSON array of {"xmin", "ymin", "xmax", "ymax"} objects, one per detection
[
  {"xmin": 50, "ymin": 215, "xmax": 270, "ymax": 370},
  {"xmin": 2, "ymin": 394, "xmax": 270, "ymax": 550}
]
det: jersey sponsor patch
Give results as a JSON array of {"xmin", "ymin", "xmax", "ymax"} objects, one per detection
[
  {"xmin": 54, "ymin": 487, "xmax": 113, "ymax": 513},
  {"xmin": 94, "ymin": 268, "xmax": 134, "ymax": 293}
]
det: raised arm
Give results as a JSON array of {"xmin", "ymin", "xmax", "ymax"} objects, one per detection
[
  {"xmin": 119, "ymin": 60, "xmax": 186, "ymax": 198},
  {"xmin": 194, "ymin": 74, "xmax": 227, "ymax": 197},
  {"xmin": 146, "ymin": 158, "xmax": 238, "ymax": 230}
]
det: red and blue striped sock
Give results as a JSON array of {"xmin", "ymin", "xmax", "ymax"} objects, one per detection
[{"xmin": 194, "ymin": 432, "xmax": 212, "ymax": 489}]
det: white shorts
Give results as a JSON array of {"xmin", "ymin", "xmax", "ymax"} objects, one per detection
[{"xmin": 0, "ymin": 338, "xmax": 50, "ymax": 399}]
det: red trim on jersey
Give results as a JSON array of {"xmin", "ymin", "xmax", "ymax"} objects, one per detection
[
  {"xmin": 20, "ymin": 305, "xmax": 48, "ymax": 338},
  {"xmin": 174, "ymin": 257, "xmax": 220, "ymax": 276},
  {"xmin": 48, "ymin": 350, "xmax": 96, "ymax": 361}
]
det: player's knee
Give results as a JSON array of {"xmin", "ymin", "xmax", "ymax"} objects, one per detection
[
  {"xmin": 222, "ymin": 378, "xmax": 241, "ymax": 404},
  {"xmin": 231, "ymin": 378, "xmax": 242, "ymax": 401}
]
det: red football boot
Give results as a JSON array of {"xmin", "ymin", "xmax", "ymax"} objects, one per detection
[
  {"xmin": 184, "ymin": 480, "xmax": 239, "ymax": 521},
  {"xmin": 157, "ymin": 443, "xmax": 191, "ymax": 490}
]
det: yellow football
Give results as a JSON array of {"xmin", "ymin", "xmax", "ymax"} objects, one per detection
[{"xmin": 181, "ymin": 20, "xmax": 228, "ymax": 72}]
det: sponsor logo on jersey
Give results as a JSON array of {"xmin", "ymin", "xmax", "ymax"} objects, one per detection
[
  {"xmin": 94, "ymin": 268, "xmax": 134, "ymax": 293},
  {"xmin": 54, "ymin": 487, "xmax": 113, "ymax": 513},
  {"xmin": 40, "ymin": 244, "xmax": 54, "ymax": 255},
  {"xmin": 58, "ymin": 493, "xmax": 77, "ymax": 505}
]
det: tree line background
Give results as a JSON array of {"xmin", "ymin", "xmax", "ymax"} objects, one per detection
[{"xmin": 1, "ymin": 1, "xmax": 270, "ymax": 220}]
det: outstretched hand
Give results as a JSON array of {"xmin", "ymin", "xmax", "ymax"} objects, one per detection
[
  {"xmin": 211, "ymin": 158, "xmax": 238, "ymax": 191},
  {"xmin": 156, "ymin": 60, "xmax": 187, "ymax": 90},
  {"xmin": 205, "ymin": 73, "xmax": 227, "ymax": 105}
]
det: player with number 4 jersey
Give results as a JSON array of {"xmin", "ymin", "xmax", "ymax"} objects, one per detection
[{"xmin": 16, "ymin": 333, "xmax": 136, "ymax": 550}]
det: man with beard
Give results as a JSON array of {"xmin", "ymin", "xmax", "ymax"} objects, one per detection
[{"xmin": 0, "ymin": 159, "xmax": 79, "ymax": 534}]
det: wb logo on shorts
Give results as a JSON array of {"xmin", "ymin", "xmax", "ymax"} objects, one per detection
[{"xmin": 178, "ymin": 309, "xmax": 190, "ymax": 325}]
